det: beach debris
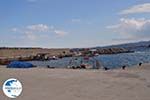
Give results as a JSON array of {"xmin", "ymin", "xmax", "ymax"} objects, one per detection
[
  {"xmin": 104, "ymin": 67, "xmax": 110, "ymax": 70},
  {"xmin": 139, "ymin": 62, "xmax": 142, "ymax": 66},
  {"xmin": 80, "ymin": 64, "xmax": 86, "ymax": 69},
  {"xmin": 122, "ymin": 65, "xmax": 126, "ymax": 70},
  {"xmin": 76, "ymin": 66, "xmax": 81, "ymax": 69},
  {"xmin": 72, "ymin": 66, "xmax": 76, "ymax": 69},
  {"xmin": 47, "ymin": 65, "xmax": 55, "ymax": 69},
  {"xmin": 67, "ymin": 64, "xmax": 88, "ymax": 69}
]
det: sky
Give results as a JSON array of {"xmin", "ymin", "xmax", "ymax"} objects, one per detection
[{"xmin": 0, "ymin": 0, "xmax": 150, "ymax": 48}]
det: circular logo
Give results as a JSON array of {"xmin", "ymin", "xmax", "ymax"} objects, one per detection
[{"xmin": 2, "ymin": 78, "xmax": 22, "ymax": 98}]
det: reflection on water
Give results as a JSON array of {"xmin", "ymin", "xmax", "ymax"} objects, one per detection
[{"xmin": 28, "ymin": 52, "xmax": 150, "ymax": 69}]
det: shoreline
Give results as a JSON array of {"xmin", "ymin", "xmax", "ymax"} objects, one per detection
[{"xmin": 0, "ymin": 62, "xmax": 149, "ymax": 69}]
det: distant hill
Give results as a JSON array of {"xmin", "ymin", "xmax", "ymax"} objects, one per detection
[{"xmin": 97, "ymin": 41, "xmax": 150, "ymax": 52}]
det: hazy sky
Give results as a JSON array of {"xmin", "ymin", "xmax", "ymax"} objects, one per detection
[{"xmin": 0, "ymin": 0, "xmax": 150, "ymax": 48}]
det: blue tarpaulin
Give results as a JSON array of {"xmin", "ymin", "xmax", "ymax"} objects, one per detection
[{"xmin": 7, "ymin": 61, "xmax": 35, "ymax": 68}]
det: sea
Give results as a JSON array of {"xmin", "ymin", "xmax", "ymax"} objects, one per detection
[{"xmin": 27, "ymin": 51, "xmax": 150, "ymax": 69}]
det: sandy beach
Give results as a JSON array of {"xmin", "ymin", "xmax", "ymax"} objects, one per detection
[{"xmin": 0, "ymin": 64, "xmax": 150, "ymax": 100}]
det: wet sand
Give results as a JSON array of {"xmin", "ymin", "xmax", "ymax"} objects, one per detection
[{"xmin": 0, "ymin": 64, "xmax": 150, "ymax": 100}]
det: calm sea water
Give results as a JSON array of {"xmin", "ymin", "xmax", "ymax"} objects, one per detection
[
  {"xmin": 28, "ymin": 52, "xmax": 150, "ymax": 69},
  {"xmin": 96, "ymin": 52, "xmax": 150, "ymax": 69}
]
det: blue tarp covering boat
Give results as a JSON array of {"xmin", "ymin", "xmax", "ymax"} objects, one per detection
[{"xmin": 7, "ymin": 61, "xmax": 35, "ymax": 68}]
